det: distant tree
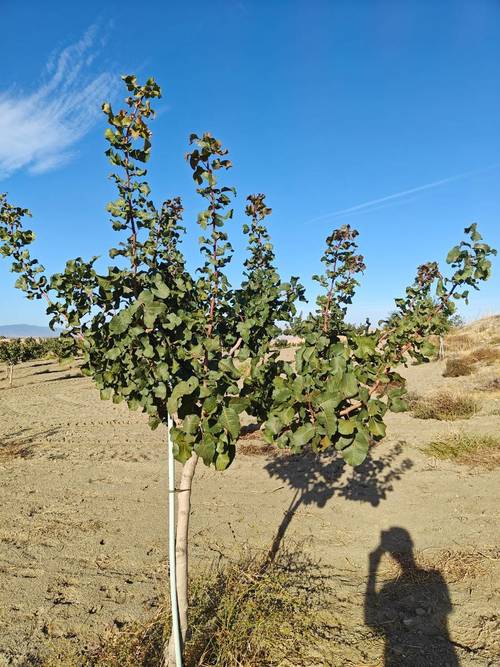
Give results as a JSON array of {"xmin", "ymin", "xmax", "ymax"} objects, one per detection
[
  {"xmin": 0, "ymin": 339, "xmax": 25, "ymax": 387},
  {"xmin": 44, "ymin": 336, "xmax": 75, "ymax": 362},
  {"xmin": 448, "ymin": 313, "xmax": 465, "ymax": 329},
  {"xmin": 21, "ymin": 337, "xmax": 45, "ymax": 360}
]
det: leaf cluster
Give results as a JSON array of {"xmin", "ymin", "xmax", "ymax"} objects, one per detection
[
  {"xmin": 0, "ymin": 75, "xmax": 496, "ymax": 469},
  {"xmin": 261, "ymin": 225, "xmax": 496, "ymax": 466}
]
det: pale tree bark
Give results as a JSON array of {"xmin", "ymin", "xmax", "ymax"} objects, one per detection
[
  {"xmin": 165, "ymin": 452, "xmax": 199, "ymax": 666},
  {"xmin": 8, "ymin": 364, "xmax": 13, "ymax": 388},
  {"xmin": 439, "ymin": 335, "xmax": 445, "ymax": 360}
]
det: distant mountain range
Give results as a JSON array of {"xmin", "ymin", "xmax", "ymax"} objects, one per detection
[{"xmin": 0, "ymin": 324, "xmax": 58, "ymax": 338}]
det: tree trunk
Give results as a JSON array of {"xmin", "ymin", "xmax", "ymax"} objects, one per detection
[
  {"xmin": 8, "ymin": 364, "xmax": 13, "ymax": 388},
  {"xmin": 439, "ymin": 335, "xmax": 445, "ymax": 360},
  {"xmin": 165, "ymin": 452, "xmax": 199, "ymax": 666}
]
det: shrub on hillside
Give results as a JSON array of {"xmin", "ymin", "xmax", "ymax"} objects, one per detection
[
  {"xmin": 442, "ymin": 357, "xmax": 474, "ymax": 377},
  {"xmin": 476, "ymin": 377, "xmax": 500, "ymax": 392},
  {"xmin": 412, "ymin": 392, "xmax": 478, "ymax": 421},
  {"xmin": 465, "ymin": 346, "xmax": 500, "ymax": 365},
  {"xmin": 445, "ymin": 333, "xmax": 474, "ymax": 353}
]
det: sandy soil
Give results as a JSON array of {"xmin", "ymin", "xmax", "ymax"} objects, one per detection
[{"xmin": 0, "ymin": 357, "xmax": 499, "ymax": 666}]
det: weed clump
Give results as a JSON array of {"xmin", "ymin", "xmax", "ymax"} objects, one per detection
[
  {"xmin": 424, "ymin": 432, "xmax": 499, "ymax": 466},
  {"xmin": 443, "ymin": 344, "xmax": 500, "ymax": 377},
  {"xmin": 465, "ymin": 346, "xmax": 500, "ymax": 365},
  {"xmin": 445, "ymin": 333, "xmax": 474, "ymax": 352},
  {"xmin": 412, "ymin": 392, "xmax": 478, "ymax": 420},
  {"xmin": 382, "ymin": 546, "xmax": 496, "ymax": 583},
  {"xmin": 476, "ymin": 377, "xmax": 500, "ymax": 392},
  {"xmin": 442, "ymin": 357, "xmax": 473, "ymax": 377},
  {"xmin": 38, "ymin": 547, "xmax": 334, "ymax": 667}
]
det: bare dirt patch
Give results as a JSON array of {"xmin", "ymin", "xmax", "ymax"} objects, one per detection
[{"xmin": 0, "ymin": 358, "xmax": 499, "ymax": 666}]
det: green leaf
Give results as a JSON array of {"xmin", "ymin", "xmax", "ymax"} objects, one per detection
[
  {"xmin": 229, "ymin": 397, "xmax": 250, "ymax": 414},
  {"xmin": 171, "ymin": 430, "xmax": 193, "ymax": 464},
  {"xmin": 368, "ymin": 418, "xmax": 386, "ymax": 438},
  {"xmin": 183, "ymin": 414, "xmax": 200, "ymax": 435},
  {"xmin": 353, "ymin": 335, "xmax": 376, "ymax": 359},
  {"xmin": 204, "ymin": 337, "xmax": 220, "ymax": 352},
  {"xmin": 446, "ymin": 246, "xmax": 461, "ymax": 263},
  {"xmin": 215, "ymin": 451, "xmax": 232, "ymax": 471},
  {"xmin": 220, "ymin": 406, "xmax": 240, "ymax": 440},
  {"xmin": 290, "ymin": 423, "xmax": 315, "ymax": 450},
  {"xmin": 202, "ymin": 395, "xmax": 218, "ymax": 415},
  {"xmin": 219, "ymin": 357, "xmax": 240, "ymax": 379},
  {"xmin": 420, "ymin": 340, "xmax": 436, "ymax": 359},
  {"xmin": 149, "ymin": 415, "xmax": 161, "ymax": 430},
  {"xmin": 465, "ymin": 223, "xmax": 482, "ymax": 241},
  {"xmin": 154, "ymin": 383, "xmax": 167, "ymax": 399},
  {"xmin": 340, "ymin": 432, "xmax": 369, "ymax": 466},
  {"xmin": 338, "ymin": 418, "xmax": 355, "ymax": 435},
  {"xmin": 390, "ymin": 397, "xmax": 408, "ymax": 413},
  {"xmin": 168, "ymin": 377, "xmax": 199, "ymax": 414},
  {"xmin": 273, "ymin": 387, "xmax": 292, "ymax": 404},
  {"xmin": 340, "ymin": 373, "xmax": 358, "ymax": 398},
  {"xmin": 367, "ymin": 399, "xmax": 386, "ymax": 416},
  {"xmin": 264, "ymin": 415, "xmax": 283, "ymax": 437},
  {"xmin": 279, "ymin": 405, "xmax": 296, "ymax": 426},
  {"xmin": 143, "ymin": 301, "xmax": 166, "ymax": 328},
  {"xmin": 317, "ymin": 406, "xmax": 337, "ymax": 436},
  {"xmin": 109, "ymin": 308, "xmax": 133, "ymax": 335},
  {"xmin": 195, "ymin": 433, "xmax": 216, "ymax": 465},
  {"xmin": 334, "ymin": 434, "xmax": 354, "ymax": 451}
]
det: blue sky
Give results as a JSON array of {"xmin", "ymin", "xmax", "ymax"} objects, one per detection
[{"xmin": 1, "ymin": 0, "xmax": 499, "ymax": 326}]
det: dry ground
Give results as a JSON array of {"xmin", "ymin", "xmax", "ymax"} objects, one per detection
[{"xmin": 0, "ymin": 320, "xmax": 499, "ymax": 666}]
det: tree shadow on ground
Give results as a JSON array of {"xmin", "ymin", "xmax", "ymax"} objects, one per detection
[
  {"xmin": 30, "ymin": 366, "xmax": 68, "ymax": 376},
  {"xmin": 25, "ymin": 360, "xmax": 54, "ymax": 368},
  {"xmin": 264, "ymin": 442, "xmax": 413, "ymax": 561},
  {"xmin": 1, "ymin": 373, "xmax": 82, "ymax": 390},
  {"xmin": 0, "ymin": 427, "xmax": 61, "ymax": 459},
  {"xmin": 365, "ymin": 527, "xmax": 461, "ymax": 666}
]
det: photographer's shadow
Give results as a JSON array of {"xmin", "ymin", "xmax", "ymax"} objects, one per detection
[{"xmin": 365, "ymin": 527, "xmax": 459, "ymax": 666}]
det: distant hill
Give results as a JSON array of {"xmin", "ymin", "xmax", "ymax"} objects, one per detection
[{"xmin": 0, "ymin": 324, "xmax": 58, "ymax": 338}]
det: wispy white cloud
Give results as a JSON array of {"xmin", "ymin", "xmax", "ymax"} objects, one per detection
[
  {"xmin": 306, "ymin": 164, "xmax": 500, "ymax": 224},
  {"xmin": 0, "ymin": 26, "xmax": 117, "ymax": 179}
]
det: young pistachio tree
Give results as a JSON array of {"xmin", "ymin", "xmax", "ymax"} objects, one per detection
[
  {"xmin": 0, "ymin": 338, "xmax": 26, "ymax": 387},
  {"xmin": 0, "ymin": 74, "xmax": 496, "ymax": 665},
  {"xmin": 0, "ymin": 76, "xmax": 301, "ymax": 665}
]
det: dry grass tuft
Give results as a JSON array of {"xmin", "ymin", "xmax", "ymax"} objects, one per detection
[
  {"xmin": 464, "ymin": 346, "xmax": 500, "ymax": 365},
  {"xmin": 428, "ymin": 549, "xmax": 498, "ymax": 582},
  {"xmin": 459, "ymin": 314, "xmax": 500, "ymax": 340},
  {"xmin": 37, "ymin": 547, "xmax": 334, "ymax": 667},
  {"xmin": 476, "ymin": 377, "xmax": 500, "ymax": 392},
  {"xmin": 412, "ymin": 392, "xmax": 478, "ymax": 421},
  {"xmin": 445, "ymin": 333, "xmax": 474, "ymax": 353},
  {"xmin": 442, "ymin": 357, "xmax": 474, "ymax": 377},
  {"xmin": 0, "ymin": 440, "xmax": 35, "ymax": 460},
  {"xmin": 423, "ymin": 432, "xmax": 499, "ymax": 467},
  {"xmin": 404, "ymin": 391, "xmax": 420, "ymax": 409},
  {"xmin": 382, "ymin": 547, "xmax": 497, "ymax": 585},
  {"xmin": 440, "ymin": 308, "xmax": 500, "ymax": 376},
  {"xmin": 238, "ymin": 440, "xmax": 276, "ymax": 456}
]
